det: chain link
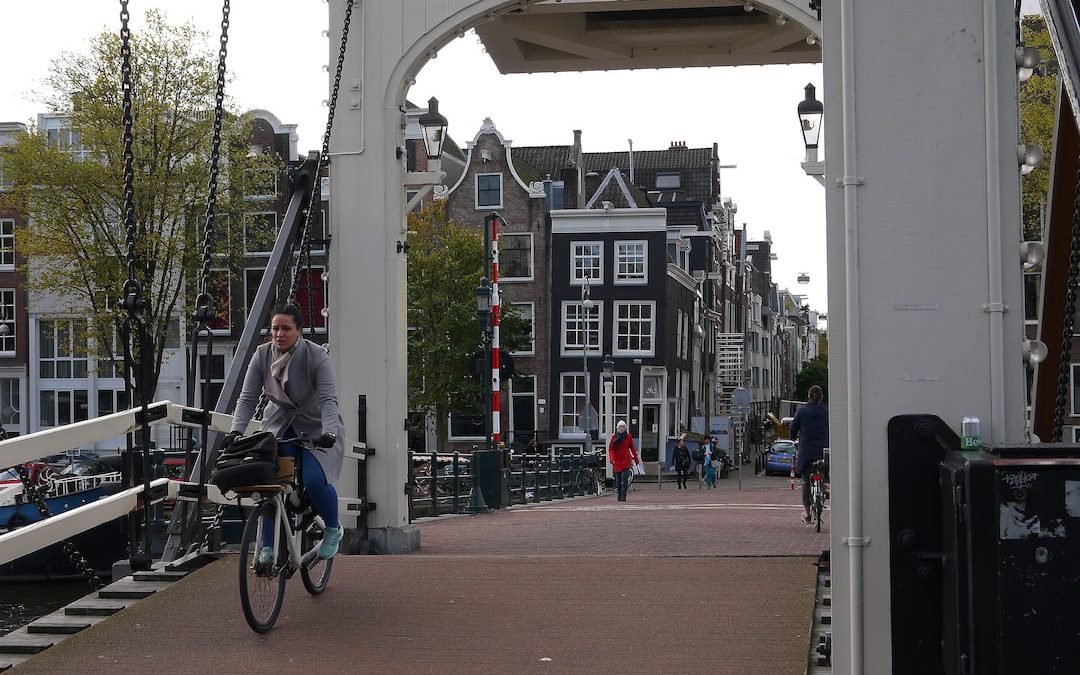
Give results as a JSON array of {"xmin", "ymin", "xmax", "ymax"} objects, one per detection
[
  {"xmin": 284, "ymin": 0, "xmax": 355, "ymax": 332},
  {"xmin": 14, "ymin": 465, "xmax": 103, "ymax": 589},
  {"xmin": 199, "ymin": 0, "xmax": 230, "ymax": 293},
  {"xmin": 1050, "ymin": 159, "xmax": 1080, "ymax": 441}
]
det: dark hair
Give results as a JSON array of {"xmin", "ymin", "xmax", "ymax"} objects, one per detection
[
  {"xmin": 270, "ymin": 304, "xmax": 304, "ymax": 329},
  {"xmin": 808, "ymin": 385, "xmax": 823, "ymax": 403}
]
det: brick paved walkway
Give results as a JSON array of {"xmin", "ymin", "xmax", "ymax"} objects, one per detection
[{"xmin": 12, "ymin": 472, "xmax": 828, "ymax": 675}]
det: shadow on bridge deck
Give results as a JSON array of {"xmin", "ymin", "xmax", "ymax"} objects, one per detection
[{"xmin": 10, "ymin": 473, "xmax": 827, "ymax": 674}]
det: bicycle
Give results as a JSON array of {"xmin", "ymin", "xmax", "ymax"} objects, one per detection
[
  {"xmin": 236, "ymin": 437, "xmax": 333, "ymax": 633},
  {"xmin": 808, "ymin": 459, "xmax": 828, "ymax": 533}
]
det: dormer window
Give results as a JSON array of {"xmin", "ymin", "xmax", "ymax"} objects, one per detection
[{"xmin": 655, "ymin": 172, "xmax": 680, "ymax": 189}]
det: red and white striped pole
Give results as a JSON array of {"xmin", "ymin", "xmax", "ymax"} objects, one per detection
[{"xmin": 490, "ymin": 214, "xmax": 501, "ymax": 446}]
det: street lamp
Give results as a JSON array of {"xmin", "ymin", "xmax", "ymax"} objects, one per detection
[
  {"xmin": 475, "ymin": 277, "xmax": 492, "ymax": 450},
  {"xmin": 418, "ymin": 97, "xmax": 448, "ymax": 160},
  {"xmin": 601, "ymin": 353, "xmax": 614, "ymax": 478},
  {"xmin": 798, "ymin": 83, "xmax": 825, "ymax": 185},
  {"xmin": 580, "ymin": 273, "xmax": 595, "ymax": 443}
]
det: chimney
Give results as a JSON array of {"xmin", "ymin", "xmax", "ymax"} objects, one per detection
[{"xmin": 573, "ymin": 129, "xmax": 584, "ymax": 210}]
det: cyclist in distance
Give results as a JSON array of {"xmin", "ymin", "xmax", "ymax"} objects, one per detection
[
  {"xmin": 226, "ymin": 304, "xmax": 346, "ymax": 560},
  {"xmin": 789, "ymin": 385, "xmax": 829, "ymax": 525}
]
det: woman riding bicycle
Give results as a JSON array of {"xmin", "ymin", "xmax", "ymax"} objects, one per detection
[
  {"xmin": 225, "ymin": 304, "xmax": 345, "ymax": 561},
  {"xmin": 790, "ymin": 385, "xmax": 828, "ymax": 525}
]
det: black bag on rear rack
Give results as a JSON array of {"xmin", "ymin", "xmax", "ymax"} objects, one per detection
[{"xmin": 210, "ymin": 431, "xmax": 279, "ymax": 492}]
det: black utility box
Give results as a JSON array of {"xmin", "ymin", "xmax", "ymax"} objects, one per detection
[
  {"xmin": 472, "ymin": 448, "xmax": 509, "ymax": 509},
  {"xmin": 939, "ymin": 446, "xmax": 1080, "ymax": 675}
]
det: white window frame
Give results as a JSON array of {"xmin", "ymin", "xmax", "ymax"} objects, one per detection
[
  {"xmin": 561, "ymin": 301, "xmax": 602, "ymax": 356},
  {"xmin": 476, "ymin": 172, "xmax": 503, "ymax": 209},
  {"xmin": 599, "ymin": 372, "xmax": 631, "ymax": 429},
  {"xmin": 560, "ymin": 372, "xmax": 587, "ymax": 437},
  {"xmin": 447, "ymin": 412, "xmax": 485, "ymax": 441},
  {"xmin": 499, "ymin": 233, "xmax": 534, "ymax": 281},
  {"xmin": 243, "ymin": 212, "xmax": 278, "ymax": 256},
  {"xmin": 614, "ymin": 240, "xmax": 648, "ymax": 284},
  {"xmin": 571, "ymin": 241, "xmax": 603, "ymax": 285},
  {"xmin": 0, "ymin": 289, "xmax": 14, "ymax": 355},
  {"xmin": 0, "ymin": 219, "xmax": 14, "ymax": 270},
  {"xmin": 613, "ymin": 301, "xmax": 655, "ymax": 357},
  {"xmin": 509, "ymin": 302, "xmax": 535, "ymax": 356},
  {"xmin": 39, "ymin": 319, "xmax": 88, "ymax": 380}
]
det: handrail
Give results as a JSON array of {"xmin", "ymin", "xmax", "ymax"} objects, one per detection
[{"xmin": 0, "ymin": 477, "xmax": 174, "ymax": 566}]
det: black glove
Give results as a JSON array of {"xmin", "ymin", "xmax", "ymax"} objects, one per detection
[
  {"xmin": 221, "ymin": 431, "xmax": 241, "ymax": 451},
  {"xmin": 313, "ymin": 432, "xmax": 337, "ymax": 448}
]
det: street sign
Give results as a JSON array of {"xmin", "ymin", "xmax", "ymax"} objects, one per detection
[
  {"xmin": 731, "ymin": 387, "xmax": 750, "ymax": 410},
  {"xmin": 580, "ymin": 403, "xmax": 599, "ymax": 431}
]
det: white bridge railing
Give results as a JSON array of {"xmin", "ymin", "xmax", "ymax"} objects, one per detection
[{"xmin": 0, "ymin": 401, "xmax": 235, "ymax": 566}]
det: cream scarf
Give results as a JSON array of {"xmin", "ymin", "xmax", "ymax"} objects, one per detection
[{"xmin": 264, "ymin": 343, "xmax": 296, "ymax": 406}]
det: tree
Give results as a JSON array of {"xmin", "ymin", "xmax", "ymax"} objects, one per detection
[
  {"xmin": 0, "ymin": 10, "xmax": 273, "ymax": 397},
  {"xmin": 793, "ymin": 357, "xmax": 828, "ymax": 402},
  {"xmin": 1020, "ymin": 15, "xmax": 1058, "ymax": 240},
  {"xmin": 405, "ymin": 202, "xmax": 530, "ymax": 449}
]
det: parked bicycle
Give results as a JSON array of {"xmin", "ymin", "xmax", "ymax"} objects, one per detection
[
  {"xmin": 808, "ymin": 459, "xmax": 828, "ymax": 533},
  {"xmin": 236, "ymin": 437, "xmax": 333, "ymax": 633}
]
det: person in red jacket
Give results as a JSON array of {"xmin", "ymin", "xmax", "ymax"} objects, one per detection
[{"xmin": 607, "ymin": 419, "xmax": 640, "ymax": 502}]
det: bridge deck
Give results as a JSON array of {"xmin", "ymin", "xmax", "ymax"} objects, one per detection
[{"xmin": 10, "ymin": 472, "xmax": 828, "ymax": 674}]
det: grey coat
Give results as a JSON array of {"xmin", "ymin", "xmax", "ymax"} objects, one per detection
[{"xmin": 230, "ymin": 338, "xmax": 345, "ymax": 482}]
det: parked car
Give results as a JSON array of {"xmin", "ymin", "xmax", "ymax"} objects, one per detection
[{"xmin": 765, "ymin": 440, "xmax": 798, "ymax": 476}]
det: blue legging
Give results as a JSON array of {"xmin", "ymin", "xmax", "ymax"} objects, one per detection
[{"xmin": 261, "ymin": 441, "xmax": 340, "ymax": 547}]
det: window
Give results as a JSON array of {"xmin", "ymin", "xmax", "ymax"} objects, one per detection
[
  {"xmin": 614, "ymin": 302, "xmax": 655, "ymax": 355},
  {"xmin": 294, "ymin": 267, "xmax": 327, "ymax": 330},
  {"xmin": 549, "ymin": 181, "xmax": 565, "ymax": 209},
  {"xmin": 46, "ymin": 127, "xmax": 87, "ymax": 159},
  {"xmin": 246, "ymin": 167, "xmax": 277, "ymax": 199},
  {"xmin": 243, "ymin": 212, "xmax": 277, "ymax": 255},
  {"xmin": 1072, "ymin": 364, "xmax": 1080, "ymax": 416},
  {"xmin": 1024, "ymin": 270, "xmax": 1040, "ymax": 323},
  {"xmin": 500, "ymin": 233, "xmax": 533, "ymax": 280},
  {"xmin": 97, "ymin": 389, "xmax": 129, "ymax": 417},
  {"xmin": 615, "ymin": 241, "xmax": 647, "ymax": 283},
  {"xmin": 209, "ymin": 213, "xmax": 230, "ymax": 256},
  {"xmin": 656, "ymin": 172, "xmax": 681, "ymax": 189},
  {"xmin": 571, "ymin": 242, "xmax": 602, "ymax": 284},
  {"xmin": 448, "ymin": 411, "xmax": 484, "ymax": 439},
  {"xmin": 560, "ymin": 373, "xmax": 587, "ymax": 436},
  {"xmin": 0, "ymin": 289, "xmax": 13, "ymax": 353},
  {"xmin": 207, "ymin": 270, "xmax": 231, "ymax": 332},
  {"xmin": 509, "ymin": 302, "xmax": 535, "ymax": 355},
  {"xmin": 562, "ymin": 301, "xmax": 601, "ymax": 354},
  {"xmin": 197, "ymin": 354, "xmax": 226, "ymax": 409},
  {"xmin": 95, "ymin": 329, "xmax": 123, "ymax": 379},
  {"xmin": 39, "ymin": 320, "xmax": 88, "ymax": 379},
  {"xmin": 599, "ymin": 373, "xmax": 631, "ymax": 427},
  {"xmin": 39, "ymin": 389, "xmax": 88, "ymax": 427},
  {"xmin": 0, "ymin": 378, "xmax": 20, "ymax": 431},
  {"xmin": 676, "ymin": 310, "xmax": 684, "ymax": 359},
  {"xmin": 476, "ymin": 173, "xmax": 502, "ymax": 208},
  {"xmin": 0, "ymin": 157, "xmax": 11, "ymax": 190},
  {"xmin": 0, "ymin": 219, "xmax": 13, "ymax": 269}
]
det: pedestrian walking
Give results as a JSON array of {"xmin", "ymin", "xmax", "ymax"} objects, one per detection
[
  {"xmin": 607, "ymin": 419, "xmax": 640, "ymax": 502},
  {"xmin": 702, "ymin": 437, "xmax": 717, "ymax": 489},
  {"xmin": 671, "ymin": 434, "xmax": 692, "ymax": 489}
]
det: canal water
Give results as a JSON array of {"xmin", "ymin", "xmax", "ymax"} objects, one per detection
[{"xmin": 0, "ymin": 579, "xmax": 96, "ymax": 636}]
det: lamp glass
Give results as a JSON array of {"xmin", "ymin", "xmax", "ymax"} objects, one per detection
[
  {"xmin": 474, "ymin": 279, "xmax": 491, "ymax": 313},
  {"xmin": 602, "ymin": 354, "xmax": 614, "ymax": 378},
  {"xmin": 798, "ymin": 83, "xmax": 824, "ymax": 149},
  {"xmin": 419, "ymin": 97, "xmax": 448, "ymax": 160}
]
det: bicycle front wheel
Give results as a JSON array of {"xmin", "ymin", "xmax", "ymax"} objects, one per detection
[
  {"xmin": 300, "ymin": 523, "xmax": 334, "ymax": 595},
  {"xmin": 239, "ymin": 501, "xmax": 287, "ymax": 633}
]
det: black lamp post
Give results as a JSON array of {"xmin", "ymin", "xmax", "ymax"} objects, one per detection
[
  {"xmin": 475, "ymin": 277, "xmax": 492, "ymax": 451},
  {"xmin": 419, "ymin": 97, "xmax": 448, "ymax": 160}
]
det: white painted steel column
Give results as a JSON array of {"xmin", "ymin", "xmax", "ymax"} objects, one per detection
[{"xmin": 822, "ymin": 0, "xmax": 1025, "ymax": 671}]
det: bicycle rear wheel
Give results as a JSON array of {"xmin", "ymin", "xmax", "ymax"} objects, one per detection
[
  {"xmin": 239, "ymin": 501, "xmax": 287, "ymax": 633},
  {"xmin": 812, "ymin": 483, "xmax": 824, "ymax": 533},
  {"xmin": 300, "ymin": 522, "xmax": 334, "ymax": 595}
]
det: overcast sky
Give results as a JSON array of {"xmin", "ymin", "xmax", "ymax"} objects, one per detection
[{"xmin": 0, "ymin": 0, "xmax": 1049, "ymax": 316}]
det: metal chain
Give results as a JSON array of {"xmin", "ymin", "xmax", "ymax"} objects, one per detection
[
  {"xmin": 119, "ymin": 0, "xmax": 139, "ymax": 292},
  {"xmin": 284, "ymin": 0, "xmax": 354, "ymax": 333},
  {"xmin": 1050, "ymin": 158, "xmax": 1080, "ymax": 441},
  {"xmin": 198, "ymin": 0, "xmax": 230, "ymax": 295},
  {"xmin": 14, "ymin": 465, "xmax": 103, "ymax": 589}
]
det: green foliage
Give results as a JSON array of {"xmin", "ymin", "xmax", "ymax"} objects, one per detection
[
  {"xmin": 793, "ymin": 357, "xmax": 828, "ymax": 403},
  {"xmin": 0, "ymin": 10, "xmax": 274, "ymax": 394},
  {"xmin": 405, "ymin": 203, "xmax": 530, "ymax": 448},
  {"xmin": 1020, "ymin": 15, "xmax": 1058, "ymax": 241}
]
